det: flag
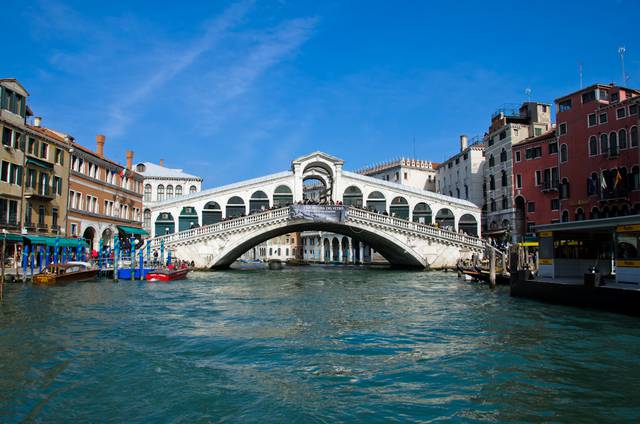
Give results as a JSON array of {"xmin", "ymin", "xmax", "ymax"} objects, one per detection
[
  {"xmin": 119, "ymin": 168, "xmax": 126, "ymax": 178},
  {"xmin": 600, "ymin": 172, "xmax": 607, "ymax": 191},
  {"xmin": 614, "ymin": 169, "xmax": 622, "ymax": 189}
]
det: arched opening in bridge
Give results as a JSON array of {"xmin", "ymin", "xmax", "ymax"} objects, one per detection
[
  {"xmin": 323, "ymin": 239, "xmax": 331, "ymax": 262},
  {"xmin": 155, "ymin": 212, "xmax": 175, "ymax": 235},
  {"xmin": 101, "ymin": 227, "xmax": 113, "ymax": 247},
  {"xmin": 514, "ymin": 196, "xmax": 526, "ymax": 241},
  {"xmin": 390, "ymin": 196, "xmax": 409, "ymax": 219},
  {"xmin": 412, "ymin": 203, "xmax": 432, "ymax": 224},
  {"xmin": 249, "ymin": 191, "xmax": 269, "ymax": 213},
  {"xmin": 458, "ymin": 214, "xmax": 478, "ymax": 237},
  {"xmin": 302, "ymin": 162, "xmax": 334, "ymax": 200},
  {"xmin": 367, "ymin": 191, "xmax": 387, "ymax": 213},
  {"xmin": 341, "ymin": 236, "xmax": 350, "ymax": 262},
  {"xmin": 202, "ymin": 202, "xmax": 222, "ymax": 225},
  {"xmin": 178, "ymin": 206, "xmax": 199, "ymax": 232},
  {"xmin": 226, "ymin": 196, "xmax": 246, "ymax": 218},
  {"xmin": 331, "ymin": 238, "xmax": 340, "ymax": 262},
  {"xmin": 82, "ymin": 226, "xmax": 96, "ymax": 250},
  {"xmin": 342, "ymin": 186, "xmax": 363, "ymax": 207},
  {"xmin": 435, "ymin": 208, "xmax": 454, "ymax": 230},
  {"xmin": 303, "ymin": 177, "xmax": 327, "ymax": 202},
  {"xmin": 273, "ymin": 185, "xmax": 293, "ymax": 207}
]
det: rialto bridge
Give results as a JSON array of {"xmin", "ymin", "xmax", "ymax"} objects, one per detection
[{"xmin": 145, "ymin": 152, "xmax": 484, "ymax": 269}]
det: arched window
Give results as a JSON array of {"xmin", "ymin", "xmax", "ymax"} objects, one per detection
[
  {"xmin": 619, "ymin": 129, "xmax": 627, "ymax": 149},
  {"xmin": 156, "ymin": 184, "xmax": 164, "ymax": 202},
  {"xmin": 560, "ymin": 178, "xmax": 570, "ymax": 199},
  {"xmin": 609, "ymin": 132, "xmax": 618, "ymax": 156},
  {"xmin": 490, "ymin": 198, "xmax": 496, "ymax": 212},
  {"xmin": 366, "ymin": 191, "xmax": 387, "ymax": 213},
  {"xmin": 202, "ymin": 201, "xmax": 222, "ymax": 225},
  {"xmin": 389, "ymin": 196, "xmax": 409, "ymax": 219},
  {"xmin": 560, "ymin": 144, "xmax": 568, "ymax": 162},
  {"xmin": 489, "ymin": 155, "xmax": 495, "ymax": 167},
  {"xmin": 143, "ymin": 209, "xmax": 151, "ymax": 228},
  {"xmin": 456, "ymin": 187, "xmax": 460, "ymax": 198},
  {"xmin": 631, "ymin": 126, "xmax": 638, "ymax": 147},
  {"xmin": 175, "ymin": 185, "xmax": 182, "ymax": 197},
  {"xmin": 249, "ymin": 190, "xmax": 269, "ymax": 212},
  {"xmin": 412, "ymin": 203, "xmax": 432, "ymax": 224},
  {"xmin": 501, "ymin": 170, "xmax": 508, "ymax": 187},
  {"xmin": 166, "ymin": 185, "xmax": 173, "ymax": 199},
  {"xmin": 575, "ymin": 208, "xmax": 585, "ymax": 221},
  {"xmin": 561, "ymin": 210, "xmax": 569, "ymax": 222},
  {"xmin": 189, "ymin": 185, "xmax": 197, "ymax": 194},
  {"xmin": 589, "ymin": 136, "xmax": 598, "ymax": 156},
  {"xmin": 501, "ymin": 197, "xmax": 508, "ymax": 209},
  {"xmin": 631, "ymin": 166, "xmax": 640, "ymax": 190},
  {"xmin": 144, "ymin": 184, "xmax": 152, "ymax": 202},
  {"xmin": 464, "ymin": 185, "xmax": 469, "ymax": 199},
  {"xmin": 343, "ymin": 186, "xmax": 363, "ymax": 207},
  {"xmin": 500, "ymin": 148, "xmax": 507, "ymax": 162},
  {"xmin": 226, "ymin": 196, "xmax": 246, "ymax": 218},
  {"xmin": 600, "ymin": 134, "xmax": 608, "ymax": 154},
  {"xmin": 489, "ymin": 175, "xmax": 495, "ymax": 190},
  {"xmin": 273, "ymin": 185, "xmax": 293, "ymax": 207}
]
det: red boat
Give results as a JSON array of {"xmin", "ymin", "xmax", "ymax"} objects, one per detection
[{"xmin": 145, "ymin": 268, "xmax": 190, "ymax": 282}]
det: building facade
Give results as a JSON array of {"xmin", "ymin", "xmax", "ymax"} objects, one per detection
[
  {"xmin": 1, "ymin": 79, "xmax": 72, "ymax": 245},
  {"xmin": 437, "ymin": 135, "xmax": 485, "ymax": 208},
  {"xmin": 135, "ymin": 160, "xmax": 203, "ymax": 233},
  {"xmin": 554, "ymin": 84, "xmax": 639, "ymax": 221},
  {"xmin": 355, "ymin": 157, "xmax": 438, "ymax": 191},
  {"xmin": 67, "ymin": 134, "xmax": 144, "ymax": 250},
  {"xmin": 482, "ymin": 102, "xmax": 552, "ymax": 242},
  {"xmin": 512, "ymin": 129, "xmax": 560, "ymax": 240}
]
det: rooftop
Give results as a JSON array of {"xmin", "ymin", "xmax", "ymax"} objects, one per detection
[
  {"xmin": 354, "ymin": 157, "xmax": 439, "ymax": 175},
  {"xmin": 135, "ymin": 162, "xmax": 202, "ymax": 180}
]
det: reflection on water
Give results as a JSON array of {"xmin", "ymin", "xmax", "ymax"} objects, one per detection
[{"xmin": 1, "ymin": 267, "xmax": 639, "ymax": 423}]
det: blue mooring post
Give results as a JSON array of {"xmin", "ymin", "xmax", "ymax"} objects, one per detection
[
  {"xmin": 98, "ymin": 239, "xmax": 104, "ymax": 270},
  {"xmin": 22, "ymin": 245, "xmax": 28, "ymax": 277},
  {"xmin": 45, "ymin": 246, "xmax": 50, "ymax": 268},
  {"xmin": 160, "ymin": 240, "xmax": 165, "ymax": 268},
  {"xmin": 29, "ymin": 247, "xmax": 34, "ymax": 278},
  {"xmin": 38, "ymin": 246, "xmax": 44, "ymax": 272},
  {"xmin": 113, "ymin": 236, "xmax": 119, "ymax": 282},
  {"xmin": 62, "ymin": 247, "xmax": 67, "ymax": 264},
  {"xmin": 139, "ymin": 248, "xmax": 144, "ymax": 280},
  {"xmin": 146, "ymin": 242, "xmax": 150, "ymax": 267},
  {"xmin": 130, "ymin": 236, "xmax": 136, "ymax": 281},
  {"xmin": 54, "ymin": 237, "xmax": 59, "ymax": 264}
]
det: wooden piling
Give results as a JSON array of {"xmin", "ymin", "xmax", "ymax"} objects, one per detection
[{"xmin": 489, "ymin": 248, "xmax": 496, "ymax": 289}]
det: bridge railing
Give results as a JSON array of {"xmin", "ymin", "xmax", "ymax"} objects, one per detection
[
  {"xmin": 346, "ymin": 208, "xmax": 484, "ymax": 248},
  {"xmin": 147, "ymin": 207, "xmax": 290, "ymax": 248},
  {"xmin": 146, "ymin": 205, "xmax": 484, "ymax": 249}
]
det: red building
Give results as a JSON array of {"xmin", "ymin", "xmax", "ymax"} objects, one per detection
[
  {"xmin": 512, "ymin": 83, "xmax": 640, "ymax": 240},
  {"xmin": 555, "ymin": 84, "xmax": 639, "ymax": 221},
  {"xmin": 512, "ymin": 129, "xmax": 560, "ymax": 239}
]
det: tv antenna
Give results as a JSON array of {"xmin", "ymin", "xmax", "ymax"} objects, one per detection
[
  {"xmin": 618, "ymin": 46, "xmax": 628, "ymax": 84},
  {"xmin": 525, "ymin": 88, "xmax": 532, "ymax": 102}
]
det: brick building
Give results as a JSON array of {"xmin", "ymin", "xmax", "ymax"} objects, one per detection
[
  {"xmin": 67, "ymin": 135, "xmax": 145, "ymax": 251},
  {"xmin": 554, "ymin": 83, "xmax": 639, "ymax": 222}
]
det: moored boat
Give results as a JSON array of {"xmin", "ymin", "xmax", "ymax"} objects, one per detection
[
  {"xmin": 33, "ymin": 261, "xmax": 99, "ymax": 285},
  {"xmin": 145, "ymin": 267, "xmax": 190, "ymax": 282}
]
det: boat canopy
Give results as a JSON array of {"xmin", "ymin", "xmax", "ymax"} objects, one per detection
[{"xmin": 117, "ymin": 225, "xmax": 148, "ymax": 236}]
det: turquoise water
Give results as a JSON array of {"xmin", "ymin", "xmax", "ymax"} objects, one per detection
[{"xmin": 1, "ymin": 268, "xmax": 639, "ymax": 423}]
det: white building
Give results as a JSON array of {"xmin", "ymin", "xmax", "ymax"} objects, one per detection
[
  {"xmin": 136, "ymin": 160, "xmax": 203, "ymax": 233},
  {"xmin": 437, "ymin": 135, "xmax": 486, "ymax": 209},
  {"xmin": 482, "ymin": 102, "xmax": 551, "ymax": 242},
  {"xmin": 355, "ymin": 157, "xmax": 439, "ymax": 191}
]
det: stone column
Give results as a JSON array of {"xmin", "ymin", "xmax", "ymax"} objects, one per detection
[
  {"xmin": 348, "ymin": 238, "xmax": 354, "ymax": 263},
  {"xmin": 359, "ymin": 242, "xmax": 364, "ymax": 264},
  {"xmin": 320, "ymin": 237, "xmax": 325, "ymax": 263}
]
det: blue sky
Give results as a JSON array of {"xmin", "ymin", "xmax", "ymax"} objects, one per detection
[{"xmin": 3, "ymin": 0, "xmax": 639, "ymax": 187}]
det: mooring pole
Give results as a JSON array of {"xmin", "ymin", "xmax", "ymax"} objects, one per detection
[
  {"xmin": 489, "ymin": 248, "xmax": 496, "ymax": 289},
  {"xmin": 1, "ymin": 231, "xmax": 6, "ymax": 301}
]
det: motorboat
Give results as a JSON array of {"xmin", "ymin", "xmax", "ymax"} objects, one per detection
[
  {"xmin": 145, "ymin": 267, "xmax": 190, "ymax": 282},
  {"xmin": 33, "ymin": 261, "xmax": 99, "ymax": 285}
]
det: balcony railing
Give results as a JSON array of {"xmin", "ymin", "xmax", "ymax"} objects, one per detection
[
  {"xmin": 541, "ymin": 180, "xmax": 559, "ymax": 192},
  {"xmin": 51, "ymin": 224, "xmax": 60, "ymax": 233},
  {"xmin": 37, "ymin": 223, "xmax": 48, "ymax": 232},
  {"xmin": 24, "ymin": 187, "xmax": 54, "ymax": 200},
  {"xmin": 0, "ymin": 217, "xmax": 19, "ymax": 229}
]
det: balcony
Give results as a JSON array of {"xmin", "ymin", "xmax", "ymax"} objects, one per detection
[
  {"xmin": 541, "ymin": 180, "xmax": 559, "ymax": 192},
  {"xmin": 37, "ymin": 223, "xmax": 48, "ymax": 232},
  {"xmin": 0, "ymin": 217, "xmax": 19, "ymax": 230},
  {"xmin": 51, "ymin": 224, "xmax": 60, "ymax": 234},
  {"xmin": 24, "ymin": 187, "xmax": 54, "ymax": 201}
]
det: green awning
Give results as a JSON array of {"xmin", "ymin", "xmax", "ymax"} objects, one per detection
[
  {"xmin": 117, "ymin": 225, "xmax": 148, "ymax": 236},
  {"xmin": 1, "ymin": 233, "xmax": 24, "ymax": 242},
  {"xmin": 23, "ymin": 235, "xmax": 87, "ymax": 247},
  {"xmin": 26, "ymin": 158, "xmax": 53, "ymax": 169}
]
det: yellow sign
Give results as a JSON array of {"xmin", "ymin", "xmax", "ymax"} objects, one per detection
[
  {"xmin": 539, "ymin": 258, "xmax": 553, "ymax": 265},
  {"xmin": 538, "ymin": 231, "xmax": 553, "ymax": 238},
  {"xmin": 616, "ymin": 225, "xmax": 640, "ymax": 233},
  {"xmin": 616, "ymin": 259, "xmax": 640, "ymax": 267}
]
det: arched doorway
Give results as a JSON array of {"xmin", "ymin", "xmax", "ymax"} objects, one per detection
[
  {"xmin": 273, "ymin": 185, "xmax": 293, "ymax": 207},
  {"xmin": 561, "ymin": 210, "xmax": 569, "ymax": 222},
  {"xmin": 178, "ymin": 206, "xmax": 199, "ymax": 231},
  {"xmin": 303, "ymin": 177, "xmax": 327, "ymax": 203},
  {"xmin": 412, "ymin": 203, "xmax": 432, "ymax": 224},
  {"xmin": 249, "ymin": 191, "xmax": 269, "ymax": 213},
  {"xmin": 390, "ymin": 196, "xmax": 409, "ymax": 219},
  {"xmin": 366, "ymin": 191, "xmax": 386, "ymax": 213},
  {"xmin": 101, "ymin": 227, "xmax": 113, "ymax": 247},
  {"xmin": 302, "ymin": 162, "xmax": 334, "ymax": 200},
  {"xmin": 323, "ymin": 238, "xmax": 331, "ymax": 263},
  {"xmin": 343, "ymin": 186, "xmax": 363, "ymax": 207},
  {"xmin": 155, "ymin": 212, "xmax": 175, "ymax": 236},
  {"xmin": 226, "ymin": 196, "xmax": 246, "ymax": 218},
  {"xmin": 341, "ymin": 236, "xmax": 349, "ymax": 262},
  {"xmin": 435, "ymin": 208, "xmax": 455, "ymax": 229},
  {"xmin": 332, "ymin": 238, "xmax": 340, "ymax": 262},
  {"xmin": 202, "ymin": 202, "xmax": 222, "ymax": 225},
  {"xmin": 83, "ymin": 226, "xmax": 96, "ymax": 250},
  {"xmin": 458, "ymin": 214, "xmax": 478, "ymax": 236}
]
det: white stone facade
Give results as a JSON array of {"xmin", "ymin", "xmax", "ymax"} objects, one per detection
[
  {"xmin": 355, "ymin": 158, "xmax": 438, "ymax": 192},
  {"xmin": 437, "ymin": 135, "xmax": 486, "ymax": 209}
]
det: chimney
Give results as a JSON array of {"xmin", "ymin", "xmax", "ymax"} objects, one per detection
[
  {"xmin": 33, "ymin": 117, "xmax": 42, "ymax": 127},
  {"xmin": 460, "ymin": 134, "xmax": 468, "ymax": 152},
  {"xmin": 159, "ymin": 159, "xmax": 165, "ymax": 167},
  {"xmin": 126, "ymin": 150, "xmax": 134, "ymax": 170},
  {"xmin": 96, "ymin": 134, "xmax": 105, "ymax": 158}
]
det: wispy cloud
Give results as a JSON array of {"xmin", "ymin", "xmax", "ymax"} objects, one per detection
[{"xmin": 105, "ymin": 1, "xmax": 253, "ymax": 137}]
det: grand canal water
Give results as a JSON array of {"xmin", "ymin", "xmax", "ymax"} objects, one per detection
[{"xmin": 1, "ymin": 267, "xmax": 639, "ymax": 423}]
